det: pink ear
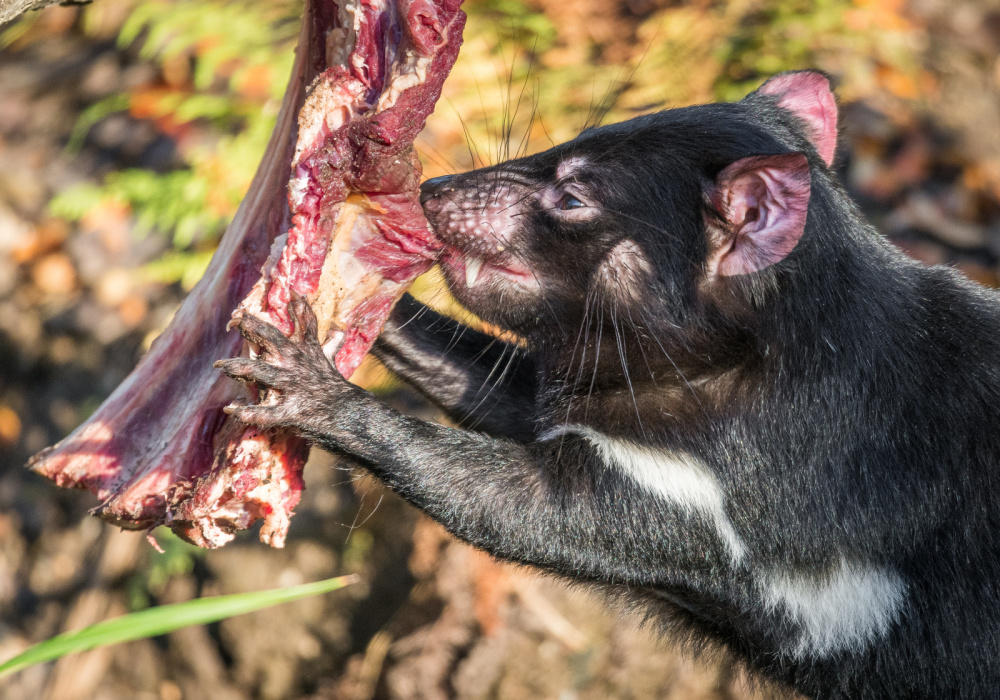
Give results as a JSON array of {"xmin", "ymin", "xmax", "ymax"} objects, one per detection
[
  {"xmin": 707, "ymin": 153, "xmax": 811, "ymax": 277},
  {"xmin": 758, "ymin": 72, "xmax": 838, "ymax": 167}
]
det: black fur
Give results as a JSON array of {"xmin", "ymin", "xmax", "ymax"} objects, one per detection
[{"xmin": 217, "ymin": 72, "xmax": 1000, "ymax": 699}]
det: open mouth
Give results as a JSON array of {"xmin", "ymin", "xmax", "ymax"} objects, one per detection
[{"xmin": 440, "ymin": 246, "xmax": 535, "ymax": 289}]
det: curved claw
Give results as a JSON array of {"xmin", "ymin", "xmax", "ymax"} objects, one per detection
[
  {"xmin": 321, "ymin": 329, "xmax": 347, "ymax": 364},
  {"xmin": 214, "ymin": 357, "xmax": 289, "ymax": 389},
  {"xmin": 238, "ymin": 313, "xmax": 292, "ymax": 354},
  {"xmin": 288, "ymin": 292, "xmax": 320, "ymax": 345},
  {"xmin": 216, "ymin": 296, "xmax": 350, "ymax": 435}
]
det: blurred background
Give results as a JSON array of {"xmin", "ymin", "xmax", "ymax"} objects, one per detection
[{"xmin": 1, "ymin": 0, "xmax": 1000, "ymax": 698}]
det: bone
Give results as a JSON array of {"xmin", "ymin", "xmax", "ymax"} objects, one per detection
[{"xmin": 29, "ymin": 0, "xmax": 467, "ymax": 549}]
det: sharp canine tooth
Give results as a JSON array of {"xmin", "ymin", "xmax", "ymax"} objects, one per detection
[{"xmin": 465, "ymin": 256, "xmax": 484, "ymax": 288}]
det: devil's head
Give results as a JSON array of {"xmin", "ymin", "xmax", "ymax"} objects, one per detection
[{"xmin": 421, "ymin": 71, "xmax": 841, "ymax": 364}]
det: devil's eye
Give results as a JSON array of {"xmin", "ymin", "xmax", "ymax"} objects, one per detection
[{"xmin": 561, "ymin": 194, "xmax": 585, "ymax": 210}]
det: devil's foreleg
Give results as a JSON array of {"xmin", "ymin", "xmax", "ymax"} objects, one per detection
[{"xmin": 372, "ymin": 294, "xmax": 539, "ymax": 440}]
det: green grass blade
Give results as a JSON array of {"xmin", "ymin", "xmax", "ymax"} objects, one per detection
[{"xmin": 0, "ymin": 574, "xmax": 357, "ymax": 678}]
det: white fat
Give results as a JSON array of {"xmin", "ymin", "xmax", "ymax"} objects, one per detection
[
  {"xmin": 337, "ymin": 250, "xmax": 369, "ymax": 291},
  {"xmin": 289, "ymin": 176, "xmax": 309, "ymax": 208},
  {"xmin": 543, "ymin": 425, "xmax": 747, "ymax": 563},
  {"xmin": 351, "ymin": 50, "xmax": 366, "ymax": 76},
  {"xmin": 345, "ymin": 0, "xmax": 366, "ymax": 32},
  {"xmin": 293, "ymin": 78, "xmax": 366, "ymax": 165},
  {"xmin": 268, "ymin": 233, "xmax": 289, "ymax": 266},
  {"xmin": 328, "ymin": 104, "xmax": 352, "ymax": 132},
  {"xmin": 376, "ymin": 50, "xmax": 433, "ymax": 113},
  {"xmin": 465, "ymin": 256, "xmax": 484, "ymax": 288},
  {"xmin": 327, "ymin": 0, "xmax": 362, "ymax": 67},
  {"xmin": 348, "ymin": 0, "xmax": 387, "ymax": 75},
  {"xmin": 764, "ymin": 559, "xmax": 907, "ymax": 658}
]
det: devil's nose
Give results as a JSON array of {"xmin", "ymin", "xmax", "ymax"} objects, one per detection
[
  {"xmin": 420, "ymin": 175, "xmax": 455, "ymax": 209},
  {"xmin": 421, "ymin": 174, "xmax": 454, "ymax": 192}
]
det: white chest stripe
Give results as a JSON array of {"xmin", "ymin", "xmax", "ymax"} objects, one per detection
[
  {"xmin": 765, "ymin": 559, "xmax": 907, "ymax": 658},
  {"xmin": 544, "ymin": 425, "xmax": 747, "ymax": 562},
  {"xmin": 541, "ymin": 425, "xmax": 908, "ymax": 659}
]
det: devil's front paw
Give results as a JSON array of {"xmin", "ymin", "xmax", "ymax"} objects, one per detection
[{"xmin": 215, "ymin": 296, "xmax": 351, "ymax": 433}]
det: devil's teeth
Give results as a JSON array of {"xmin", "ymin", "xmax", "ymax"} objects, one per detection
[{"xmin": 465, "ymin": 256, "xmax": 484, "ymax": 287}]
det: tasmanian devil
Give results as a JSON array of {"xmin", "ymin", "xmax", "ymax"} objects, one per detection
[{"xmin": 216, "ymin": 70, "xmax": 1000, "ymax": 698}]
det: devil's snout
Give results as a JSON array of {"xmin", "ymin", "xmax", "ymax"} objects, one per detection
[
  {"xmin": 419, "ymin": 177, "xmax": 523, "ymax": 255},
  {"xmin": 420, "ymin": 175, "xmax": 455, "ymax": 211}
]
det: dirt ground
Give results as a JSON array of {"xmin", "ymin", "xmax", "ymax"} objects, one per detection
[{"xmin": 2, "ymin": 1, "xmax": 1000, "ymax": 699}]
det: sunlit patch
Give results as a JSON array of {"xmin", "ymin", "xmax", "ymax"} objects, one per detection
[{"xmin": 83, "ymin": 420, "xmax": 115, "ymax": 442}]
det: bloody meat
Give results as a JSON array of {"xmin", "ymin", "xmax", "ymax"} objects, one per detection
[{"xmin": 28, "ymin": 0, "xmax": 465, "ymax": 548}]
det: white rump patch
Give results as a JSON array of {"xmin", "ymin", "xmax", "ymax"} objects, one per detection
[
  {"xmin": 764, "ymin": 559, "xmax": 906, "ymax": 658},
  {"xmin": 544, "ymin": 425, "xmax": 746, "ymax": 562}
]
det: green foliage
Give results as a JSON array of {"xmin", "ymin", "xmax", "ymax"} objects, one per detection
[
  {"xmin": 434, "ymin": 0, "xmax": 923, "ymax": 168},
  {"xmin": 144, "ymin": 528, "xmax": 205, "ymax": 596},
  {"xmin": 49, "ymin": 0, "xmax": 300, "ymax": 286},
  {"xmin": 0, "ymin": 573, "xmax": 355, "ymax": 679},
  {"xmin": 712, "ymin": 0, "xmax": 922, "ymax": 102},
  {"xmin": 53, "ymin": 169, "xmax": 224, "ymax": 247},
  {"xmin": 342, "ymin": 528, "xmax": 374, "ymax": 574},
  {"xmin": 0, "ymin": 9, "xmax": 41, "ymax": 49},
  {"xmin": 117, "ymin": 0, "xmax": 300, "ymax": 97},
  {"xmin": 139, "ymin": 250, "xmax": 215, "ymax": 291},
  {"xmin": 66, "ymin": 94, "xmax": 131, "ymax": 153},
  {"xmin": 125, "ymin": 527, "xmax": 205, "ymax": 610},
  {"xmin": 48, "ymin": 0, "xmax": 923, "ymax": 289},
  {"xmin": 473, "ymin": 0, "xmax": 557, "ymax": 55}
]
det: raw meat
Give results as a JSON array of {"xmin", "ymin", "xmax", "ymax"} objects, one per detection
[{"xmin": 28, "ymin": 0, "xmax": 465, "ymax": 548}]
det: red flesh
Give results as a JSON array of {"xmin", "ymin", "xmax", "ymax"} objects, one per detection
[{"xmin": 28, "ymin": 0, "xmax": 465, "ymax": 548}]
